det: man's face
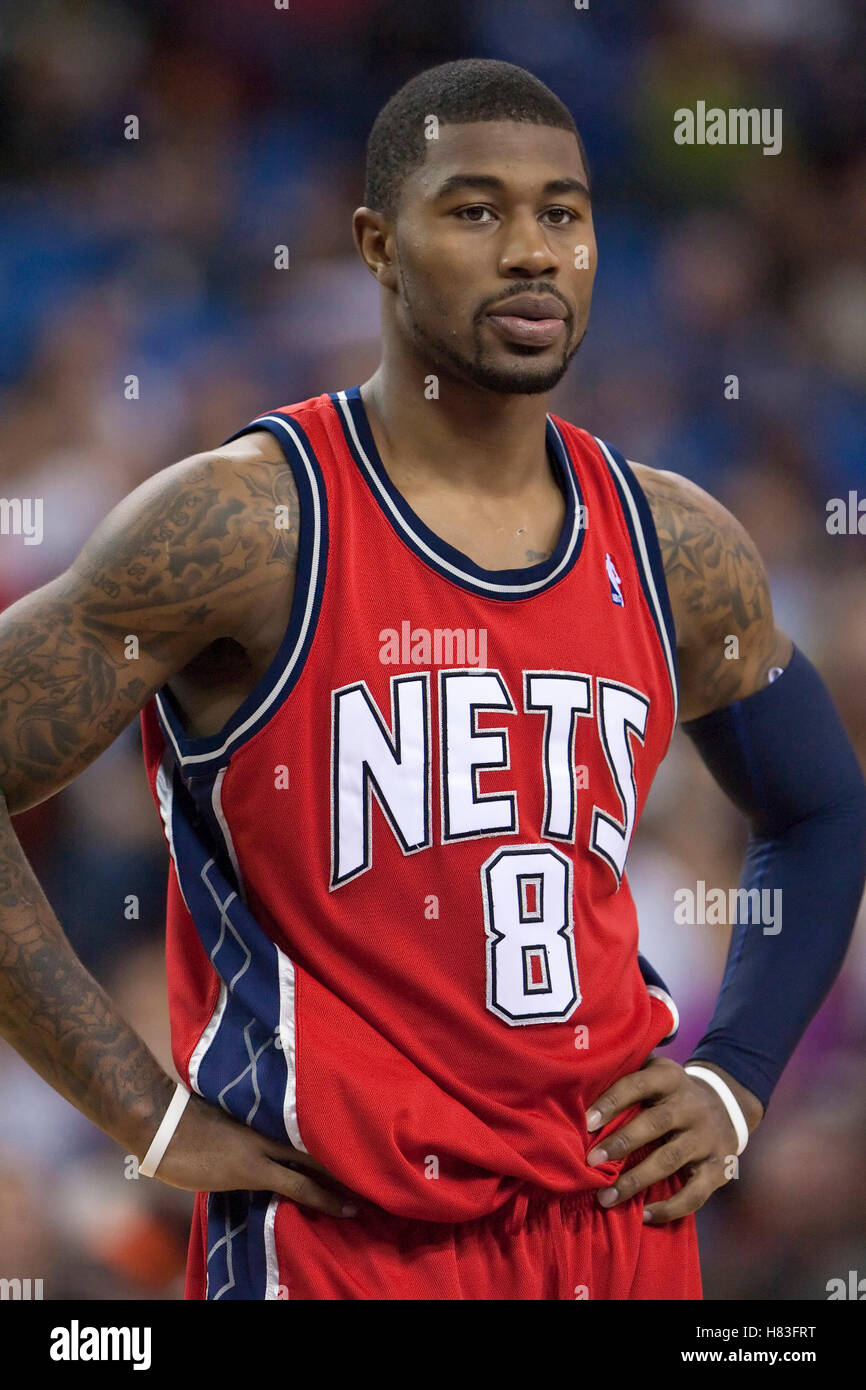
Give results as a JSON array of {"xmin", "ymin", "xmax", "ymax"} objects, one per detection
[{"xmin": 387, "ymin": 121, "xmax": 597, "ymax": 395}]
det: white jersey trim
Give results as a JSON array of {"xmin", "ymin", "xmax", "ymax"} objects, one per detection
[
  {"xmin": 647, "ymin": 983, "xmax": 680, "ymax": 1040},
  {"xmin": 592, "ymin": 437, "xmax": 679, "ymax": 731},
  {"xmin": 334, "ymin": 390, "xmax": 583, "ymax": 595}
]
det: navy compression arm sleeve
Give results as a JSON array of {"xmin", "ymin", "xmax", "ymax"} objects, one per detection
[{"xmin": 681, "ymin": 645, "xmax": 866, "ymax": 1110}]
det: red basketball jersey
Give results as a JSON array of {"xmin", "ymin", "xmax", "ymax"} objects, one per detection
[{"xmin": 142, "ymin": 385, "xmax": 679, "ymax": 1264}]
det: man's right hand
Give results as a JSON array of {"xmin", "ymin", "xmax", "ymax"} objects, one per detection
[{"xmin": 149, "ymin": 1091, "xmax": 357, "ymax": 1217}]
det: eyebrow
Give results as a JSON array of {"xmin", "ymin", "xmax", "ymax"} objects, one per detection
[{"xmin": 433, "ymin": 173, "xmax": 590, "ymax": 200}]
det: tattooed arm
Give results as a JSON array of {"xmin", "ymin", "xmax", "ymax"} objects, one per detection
[
  {"xmin": 631, "ymin": 464, "xmax": 792, "ymax": 721},
  {"xmin": 0, "ymin": 434, "xmax": 346, "ymax": 1212}
]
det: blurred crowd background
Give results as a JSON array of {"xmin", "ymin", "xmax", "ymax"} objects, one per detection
[{"xmin": 1, "ymin": 0, "xmax": 864, "ymax": 1301}]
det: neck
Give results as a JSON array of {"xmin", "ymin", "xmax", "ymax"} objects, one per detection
[{"xmin": 360, "ymin": 354, "xmax": 554, "ymax": 498}]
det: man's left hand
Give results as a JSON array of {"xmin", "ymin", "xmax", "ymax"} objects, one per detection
[{"xmin": 585, "ymin": 1056, "xmax": 763, "ymax": 1224}]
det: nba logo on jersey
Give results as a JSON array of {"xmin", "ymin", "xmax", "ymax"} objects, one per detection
[{"xmin": 605, "ymin": 552, "xmax": 624, "ymax": 606}]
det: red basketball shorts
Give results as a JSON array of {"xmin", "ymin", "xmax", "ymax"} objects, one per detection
[{"xmin": 185, "ymin": 1157, "xmax": 702, "ymax": 1301}]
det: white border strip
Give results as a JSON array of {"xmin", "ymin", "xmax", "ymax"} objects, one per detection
[
  {"xmin": 187, "ymin": 983, "xmax": 227, "ymax": 1097},
  {"xmin": 155, "ymin": 753, "xmax": 188, "ymax": 910},
  {"xmin": 277, "ymin": 947, "xmax": 306, "ymax": 1153},
  {"xmin": 336, "ymin": 391, "xmax": 582, "ymax": 595},
  {"xmin": 263, "ymin": 1195, "xmax": 281, "ymax": 1299},
  {"xmin": 155, "ymin": 413, "xmax": 324, "ymax": 767},
  {"xmin": 647, "ymin": 983, "xmax": 680, "ymax": 1041},
  {"xmin": 211, "ymin": 766, "xmax": 244, "ymax": 890},
  {"xmin": 593, "ymin": 437, "xmax": 679, "ymax": 729}
]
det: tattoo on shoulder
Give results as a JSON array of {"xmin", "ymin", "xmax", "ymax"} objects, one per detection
[
  {"xmin": 80, "ymin": 456, "xmax": 300, "ymax": 615},
  {"xmin": 641, "ymin": 470, "xmax": 765, "ymax": 628},
  {"xmin": 635, "ymin": 466, "xmax": 790, "ymax": 717},
  {"xmin": 0, "ymin": 451, "xmax": 300, "ymax": 804}
]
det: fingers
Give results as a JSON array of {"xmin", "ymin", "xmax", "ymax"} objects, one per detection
[
  {"xmin": 586, "ymin": 1056, "xmax": 680, "ymax": 1131},
  {"xmin": 257, "ymin": 1138, "xmax": 358, "ymax": 1216},
  {"xmin": 586, "ymin": 1095, "xmax": 681, "ymax": 1166},
  {"xmin": 154, "ymin": 1095, "xmax": 357, "ymax": 1210},
  {"xmin": 595, "ymin": 1134, "xmax": 700, "ymax": 1209},
  {"xmin": 260, "ymin": 1139, "xmax": 331, "ymax": 1177},
  {"xmin": 259, "ymin": 1158, "xmax": 358, "ymax": 1218},
  {"xmin": 643, "ymin": 1159, "xmax": 725, "ymax": 1224},
  {"xmin": 586, "ymin": 1060, "xmax": 740, "ymax": 1224}
]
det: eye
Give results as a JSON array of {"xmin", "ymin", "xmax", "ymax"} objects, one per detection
[
  {"xmin": 455, "ymin": 205, "xmax": 497, "ymax": 223},
  {"xmin": 542, "ymin": 207, "xmax": 578, "ymax": 226}
]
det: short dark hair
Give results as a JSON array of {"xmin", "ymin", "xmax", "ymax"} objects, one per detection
[{"xmin": 364, "ymin": 58, "xmax": 590, "ymax": 218}]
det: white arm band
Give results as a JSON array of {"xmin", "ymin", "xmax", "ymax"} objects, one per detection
[
  {"xmin": 684, "ymin": 1064, "xmax": 749, "ymax": 1156},
  {"xmin": 138, "ymin": 1083, "xmax": 191, "ymax": 1178}
]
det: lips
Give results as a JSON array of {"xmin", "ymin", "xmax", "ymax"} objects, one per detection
[
  {"xmin": 485, "ymin": 294, "xmax": 568, "ymax": 348},
  {"xmin": 487, "ymin": 294, "xmax": 567, "ymax": 321}
]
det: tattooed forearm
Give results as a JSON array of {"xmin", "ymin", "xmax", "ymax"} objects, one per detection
[
  {"xmin": 0, "ymin": 795, "xmax": 173, "ymax": 1152},
  {"xmin": 633, "ymin": 465, "xmax": 792, "ymax": 720}
]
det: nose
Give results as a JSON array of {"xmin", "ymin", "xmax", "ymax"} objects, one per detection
[{"xmin": 498, "ymin": 211, "xmax": 560, "ymax": 279}]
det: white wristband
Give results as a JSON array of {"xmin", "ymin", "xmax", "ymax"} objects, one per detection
[
  {"xmin": 139, "ymin": 1083, "xmax": 191, "ymax": 1178},
  {"xmin": 684, "ymin": 1065, "xmax": 749, "ymax": 1156}
]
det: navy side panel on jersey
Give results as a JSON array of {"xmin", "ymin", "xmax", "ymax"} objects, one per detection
[
  {"xmin": 205, "ymin": 1191, "xmax": 276, "ymax": 1301},
  {"xmin": 158, "ymin": 758, "xmax": 293, "ymax": 1142}
]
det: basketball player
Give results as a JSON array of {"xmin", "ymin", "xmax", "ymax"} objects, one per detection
[{"xmin": 1, "ymin": 60, "xmax": 864, "ymax": 1301}]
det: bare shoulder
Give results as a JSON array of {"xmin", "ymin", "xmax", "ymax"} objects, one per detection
[
  {"xmin": 0, "ymin": 429, "xmax": 299, "ymax": 811},
  {"xmin": 628, "ymin": 461, "xmax": 792, "ymax": 721},
  {"xmin": 218, "ymin": 426, "xmax": 291, "ymax": 472},
  {"xmin": 71, "ymin": 428, "xmax": 299, "ymax": 629}
]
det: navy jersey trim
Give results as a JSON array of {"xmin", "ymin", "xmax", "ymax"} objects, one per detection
[
  {"xmin": 155, "ymin": 754, "xmax": 306, "ymax": 1145},
  {"xmin": 154, "ymin": 411, "xmax": 328, "ymax": 769},
  {"xmin": 331, "ymin": 385, "xmax": 586, "ymax": 600},
  {"xmin": 155, "ymin": 753, "xmax": 301, "ymax": 1299},
  {"xmin": 206, "ymin": 1190, "xmax": 281, "ymax": 1300},
  {"xmin": 593, "ymin": 438, "xmax": 679, "ymax": 731}
]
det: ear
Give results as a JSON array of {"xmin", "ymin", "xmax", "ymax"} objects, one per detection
[{"xmin": 352, "ymin": 207, "xmax": 399, "ymax": 290}]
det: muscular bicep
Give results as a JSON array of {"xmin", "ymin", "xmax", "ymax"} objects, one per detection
[
  {"xmin": 0, "ymin": 437, "xmax": 297, "ymax": 812},
  {"xmin": 632, "ymin": 464, "xmax": 792, "ymax": 722}
]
